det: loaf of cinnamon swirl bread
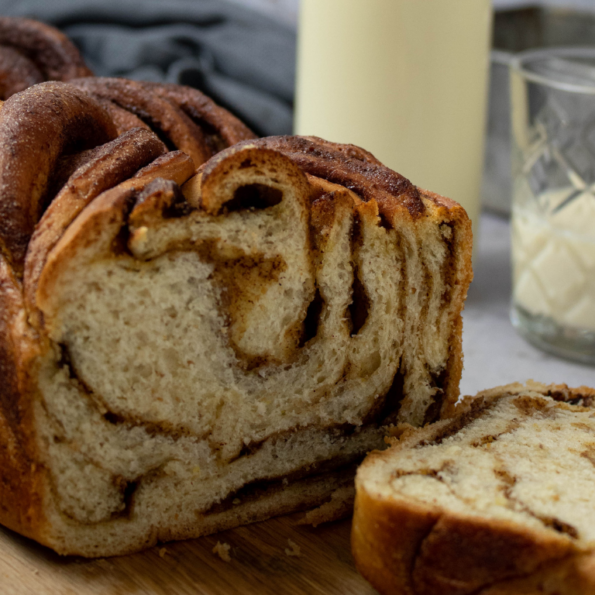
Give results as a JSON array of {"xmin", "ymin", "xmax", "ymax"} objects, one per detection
[{"xmin": 0, "ymin": 82, "xmax": 472, "ymax": 557}]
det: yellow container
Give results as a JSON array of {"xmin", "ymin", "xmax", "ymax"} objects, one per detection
[{"xmin": 295, "ymin": 0, "xmax": 493, "ymax": 249}]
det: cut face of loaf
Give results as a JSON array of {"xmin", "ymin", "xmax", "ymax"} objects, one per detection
[
  {"xmin": 1, "ymin": 132, "xmax": 472, "ymax": 556},
  {"xmin": 353, "ymin": 381, "xmax": 595, "ymax": 595}
]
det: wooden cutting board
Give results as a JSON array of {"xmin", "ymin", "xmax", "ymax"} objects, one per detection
[{"xmin": 0, "ymin": 514, "xmax": 377, "ymax": 595}]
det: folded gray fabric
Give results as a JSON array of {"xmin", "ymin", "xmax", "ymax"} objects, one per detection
[{"xmin": 0, "ymin": 0, "xmax": 296, "ymax": 136}]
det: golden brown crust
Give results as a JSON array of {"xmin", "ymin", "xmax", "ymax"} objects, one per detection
[
  {"xmin": 0, "ymin": 254, "xmax": 44, "ymax": 542},
  {"xmin": 93, "ymin": 96, "xmax": 152, "ymax": 135},
  {"xmin": 70, "ymin": 77, "xmax": 214, "ymax": 167},
  {"xmin": 227, "ymin": 136, "xmax": 425, "ymax": 220},
  {"xmin": 352, "ymin": 384, "xmax": 595, "ymax": 595},
  {"xmin": 0, "ymin": 255, "xmax": 26, "ymax": 429},
  {"xmin": 141, "ymin": 81, "xmax": 257, "ymax": 150},
  {"xmin": 129, "ymin": 150, "xmax": 196, "ymax": 188},
  {"xmin": 69, "ymin": 79, "xmax": 257, "ymax": 168},
  {"xmin": 419, "ymin": 189, "xmax": 474, "ymax": 419},
  {"xmin": 478, "ymin": 554, "xmax": 595, "ymax": 594},
  {"xmin": 352, "ymin": 484, "xmax": 443, "ymax": 595},
  {"xmin": 0, "ymin": 406, "xmax": 44, "ymax": 543},
  {"xmin": 128, "ymin": 178, "xmax": 191, "ymax": 229},
  {"xmin": 0, "ymin": 81, "xmax": 117, "ymax": 273},
  {"xmin": 458, "ymin": 381, "xmax": 595, "ymax": 411},
  {"xmin": 353, "ymin": 491, "xmax": 580, "ymax": 595},
  {"xmin": 537, "ymin": 382, "xmax": 595, "ymax": 405},
  {"xmin": 199, "ymin": 144, "xmax": 310, "ymax": 215},
  {"xmin": 0, "ymin": 46, "xmax": 44, "ymax": 99},
  {"xmin": 411, "ymin": 516, "xmax": 572, "ymax": 595},
  {"xmin": 0, "ymin": 17, "xmax": 92, "ymax": 83}
]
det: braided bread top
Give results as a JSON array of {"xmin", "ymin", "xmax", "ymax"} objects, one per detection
[
  {"xmin": 202, "ymin": 136, "xmax": 426, "ymax": 221},
  {"xmin": 142, "ymin": 82, "xmax": 257, "ymax": 152},
  {"xmin": 0, "ymin": 46, "xmax": 44, "ymax": 98},
  {"xmin": 0, "ymin": 17, "xmax": 92, "ymax": 98},
  {"xmin": 69, "ymin": 78, "xmax": 256, "ymax": 168},
  {"xmin": 0, "ymin": 81, "xmax": 117, "ymax": 274}
]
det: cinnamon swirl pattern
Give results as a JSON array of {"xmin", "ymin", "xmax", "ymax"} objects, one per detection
[{"xmin": 0, "ymin": 83, "xmax": 472, "ymax": 557}]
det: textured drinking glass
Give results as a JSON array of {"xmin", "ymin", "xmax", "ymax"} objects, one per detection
[{"xmin": 510, "ymin": 48, "xmax": 595, "ymax": 364}]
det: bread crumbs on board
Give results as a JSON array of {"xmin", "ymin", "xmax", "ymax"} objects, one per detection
[
  {"xmin": 285, "ymin": 539, "xmax": 301, "ymax": 557},
  {"xmin": 212, "ymin": 541, "xmax": 231, "ymax": 562}
]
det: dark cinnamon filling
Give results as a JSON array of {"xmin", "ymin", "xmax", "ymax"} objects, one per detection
[
  {"xmin": 299, "ymin": 288, "xmax": 323, "ymax": 347},
  {"xmin": 419, "ymin": 399, "xmax": 497, "ymax": 447},
  {"xmin": 364, "ymin": 367, "xmax": 406, "ymax": 426},
  {"xmin": 349, "ymin": 267, "xmax": 369, "ymax": 336},
  {"xmin": 122, "ymin": 479, "xmax": 138, "ymax": 516},
  {"xmin": 439, "ymin": 222, "xmax": 457, "ymax": 309},
  {"xmin": 550, "ymin": 391, "xmax": 595, "ymax": 407},
  {"xmin": 203, "ymin": 461, "xmax": 360, "ymax": 517},
  {"xmin": 231, "ymin": 422, "xmax": 362, "ymax": 465},
  {"xmin": 224, "ymin": 183, "xmax": 283, "ymax": 212},
  {"xmin": 423, "ymin": 369, "xmax": 449, "ymax": 425},
  {"xmin": 348, "ymin": 217, "xmax": 370, "ymax": 336}
]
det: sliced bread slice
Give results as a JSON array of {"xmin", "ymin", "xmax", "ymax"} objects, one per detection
[{"xmin": 353, "ymin": 381, "xmax": 595, "ymax": 595}]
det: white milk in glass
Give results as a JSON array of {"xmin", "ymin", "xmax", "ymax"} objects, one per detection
[
  {"xmin": 512, "ymin": 187, "xmax": 595, "ymax": 333},
  {"xmin": 295, "ymin": 0, "xmax": 493, "ymax": 247}
]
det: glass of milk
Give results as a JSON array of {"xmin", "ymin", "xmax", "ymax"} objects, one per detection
[
  {"xmin": 510, "ymin": 47, "xmax": 595, "ymax": 364},
  {"xmin": 294, "ymin": 0, "xmax": 493, "ymax": 253}
]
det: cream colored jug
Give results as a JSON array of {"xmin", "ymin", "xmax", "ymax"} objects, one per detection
[{"xmin": 295, "ymin": 0, "xmax": 493, "ymax": 247}]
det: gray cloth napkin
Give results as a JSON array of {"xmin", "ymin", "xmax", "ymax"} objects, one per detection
[{"xmin": 0, "ymin": 0, "xmax": 296, "ymax": 136}]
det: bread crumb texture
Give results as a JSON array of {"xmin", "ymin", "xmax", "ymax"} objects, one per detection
[
  {"xmin": 285, "ymin": 539, "xmax": 301, "ymax": 557},
  {"xmin": 212, "ymin": 541, "xmax": 231, "ymax": 562},
  {"xmin": 377, "ymin": 391, "xmax": 595, "ymax": 538},
  {"xmin": 354, "ymin": 383, "xmax": 595, "ymax": 595}
]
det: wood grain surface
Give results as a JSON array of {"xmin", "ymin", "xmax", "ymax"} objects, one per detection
[{"xmin": 0, "ymin": 514, "xmax": 377, "ymax": 595}]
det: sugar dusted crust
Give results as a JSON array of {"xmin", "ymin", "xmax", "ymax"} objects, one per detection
[
  {"xmin": 234, "ymin": 135, "xmax": 425, "ymax": 220},
  {"xmin": 142, "ymin": 81, "xmax": 257, "ymax": 152},
  {"xmin": 0, "ymin": 46, "xmax": 44, "ymax": 98},
  {"xmin": 0, "ymin": 16, "xmax": 92, "ymax": 89},
  {"xmin": 69, "ymin": 77, "xmax": 257, "ymax": 168},
  {"xmin": 0, "ymin": 82, "xmax": 118, "ymax": 272},
  {"xmin": 353, "ymin": 382, "xmax": 595, "ymax": 595}
]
